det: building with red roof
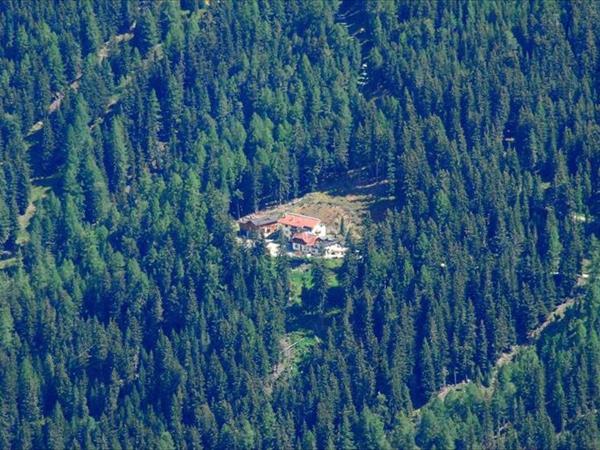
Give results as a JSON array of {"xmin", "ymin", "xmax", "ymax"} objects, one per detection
[
  {"xmin": 291, "ymin": 232, "xmax": 321, "ymax": 255},
  {"xmin": 278, "ymin": 213, "xmax": 326, "ymax": 238}
]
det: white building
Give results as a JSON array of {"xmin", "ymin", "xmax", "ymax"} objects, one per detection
[
  {"xmin": 322, "ymin": 242, "xmax": 348, "ymax": 259},
  {"xmin": 265, "ymin": 241, "xmax": 281, "ymax": 257}
]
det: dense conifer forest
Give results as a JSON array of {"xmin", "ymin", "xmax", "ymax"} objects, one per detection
[{"xmin": 0, "ymin": 0, "xmax": 599, "ymax": 448}]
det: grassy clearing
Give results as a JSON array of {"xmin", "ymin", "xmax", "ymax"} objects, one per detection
[
  {"xmin": 283, "ymin": 329, "xmax": 321, "ymax": 377},
  {"xmin": 289, "ymin": 263, "xmax": 312, "ymax": 304},
  {"xmin": 17, "ymin": 185, "xmax": 50, "ymax": 245},
  {"xmin": 267, "ymin": 329, "xmax": 321, "ymax": 392},
  {"xmin": 289, "ymin": 259, "xmax": 343, "ymax": 304},
  {"xmin": 323, "ymin": 258, "xmax": 344, "ymax": 270},
  {"xmin": 323, "ymin": 258, "xmax": 343, "ymax": 287}
]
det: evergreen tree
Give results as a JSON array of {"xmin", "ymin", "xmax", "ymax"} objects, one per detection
[{"xmin": 135, "ymin": 9, "xmax": 159, "ymax": 55}]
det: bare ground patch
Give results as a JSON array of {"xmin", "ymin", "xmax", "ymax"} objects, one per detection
[{"xmin": 241, "ymin": 170, "xmax": 394, "ymax": 238}]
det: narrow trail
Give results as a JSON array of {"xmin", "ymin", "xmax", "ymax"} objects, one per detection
[
  {"xmin": 415, "ymin": 269, "xmax": 590, "ymax": 415},
  {"xmin": 15, "ymin": 8, "xmax": 201, "ymax": 253},
  {"xmin": 4, "ymin": 9, "xmax": 205, "ymax": 266},
  {"xmin": 90, "ymin": 42, "xmax": 164, "ymax": 131},
  {"xmin": 336, "ymin": 1, "xmax": 370, "ymax": 94},
  {"xmin": 28, "ymin": 23, "xmax": 137, "ymax": 136},
  {"xmin": 1, "ymin": 24, "xmax": 141, "ymax": 268},
  {"xmin": 6, "ymin": 24, "xmax": 139, "ymax": 257}
]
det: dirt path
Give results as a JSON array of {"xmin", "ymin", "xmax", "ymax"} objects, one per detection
[
  {"xmin": 27, "ymin": 23, "xmax": 136, "ymax": 136},
  {"xmin": 528, "ymin": 296, "xmax": 577, "ymax": 340},
  {"xmin": 1, "ymin": 25, "xmax": 139, "ymax": 266},
  {"xmin": 437, "ymin": 381, "xmax": 469, "ymax": 401},
  {"xmin": 97, "ymin": 24, "xmax": 135, "ymax": 64},
  {"xmin": 90, "ymin": 43, "xmax": 164, "ymax": 131},
  {"xmin": 3, "ymin": 13, "xmax": 193, "ymax": 269},
  {"xmin": 414, "ymin": 269, "xmax": 590, "ymax": 415}
]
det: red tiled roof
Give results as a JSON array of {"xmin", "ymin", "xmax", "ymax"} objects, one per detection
[
  {"xmin": 292, "ymin": 232, "xmax": 320, "ymax": 246},
  {"xmin": 278, "ymin": 213, "xmax": 321, "ymax": 229}
]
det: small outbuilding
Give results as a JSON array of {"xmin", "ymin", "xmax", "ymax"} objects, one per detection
[
  {"xmin": 321, "ymin": 242, "xmax": 348, "ymax": 259},
  {"xmin": 265, "ymin": 241, "xmax": 281, "ymax": 257},
  {"xmin": 239, "ymin": 215, "xmax": 280, "ymax": 238}
]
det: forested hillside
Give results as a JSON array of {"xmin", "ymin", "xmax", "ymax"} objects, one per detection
[
  {"xmin": 407, "ymin": 252, "xmax": 600, "ymax": 449},
  {"xmin": 0, "ymin": 0, "xmax": 598, "ymax": 448}
]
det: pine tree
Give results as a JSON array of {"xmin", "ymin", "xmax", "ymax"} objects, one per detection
[
  {"xmin": 419, "ymin": 340, "xmax": 437, "ymax": 401},
  {"xmin": 0, "ymin": 187, "xmax": 11, "ymax": 247},
  {"xmin": 145, "ymin": 90, "xmax": 162, "ymax": 169},
  {"xmin": 105, "ymin": 116, "xmax": 129, "ymax": 193},
  {"xmin": 0, "ymin": 292, "xmax": 14, "ymax": 349},
  {"xmin": 40, "ymin": 118, "xmax": 57, "ymax": 174},
  {"xmin": 308, "ymin": 261, "xmax": 328, "ymax": 314},
  {"xmin": 135, "ymin": 10, "xmax": 159, "ymax": 55},
  {"xmin": 356, "ymin": 407, "xmax": 392, "ymax": 450},
  {"xmin": 80, "ymin": 1, "xmax": 102, "ymax": 55},
  {"xmin": 544, "ymin": 209, "xmax": 563, "ymax": 274},
  {"xmin": 45, "ymin": 403, "xmax": 66, "ymax": 450}
]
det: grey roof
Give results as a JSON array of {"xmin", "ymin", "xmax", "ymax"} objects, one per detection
[{"xmin": 247, "ymin": 215, "xmax": 280, "ymax": 226}]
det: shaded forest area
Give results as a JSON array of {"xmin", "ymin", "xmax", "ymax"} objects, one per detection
[{"xmin": 0, "ymin": 0, "xmax": 599, "ymax": 449}]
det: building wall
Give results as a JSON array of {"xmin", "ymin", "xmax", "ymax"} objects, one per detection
[
  {"xmin": 292, "ymin": 242, "xmax": 319, "ymax": 255},
  {"xmin": 266, "ymin": 242, "xmax": 280, "ymax": 257},
  {"xmin": 279, "ymin": 222, "xmax": 326, "ymax": 238},
  {"xmin": 260, "ymin": 223, "xmax": 278, "ymax": 237},
  {"xmin": 239, "ymin": 222, "xmax": 258, "ymax": 236},
  {"xmin": 313, "ymin": 223, "xmax": 327, "ymax": 238},
  {"xmin": 323, "ymin": 244, "xmax": 347, "ymax": 259}
]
